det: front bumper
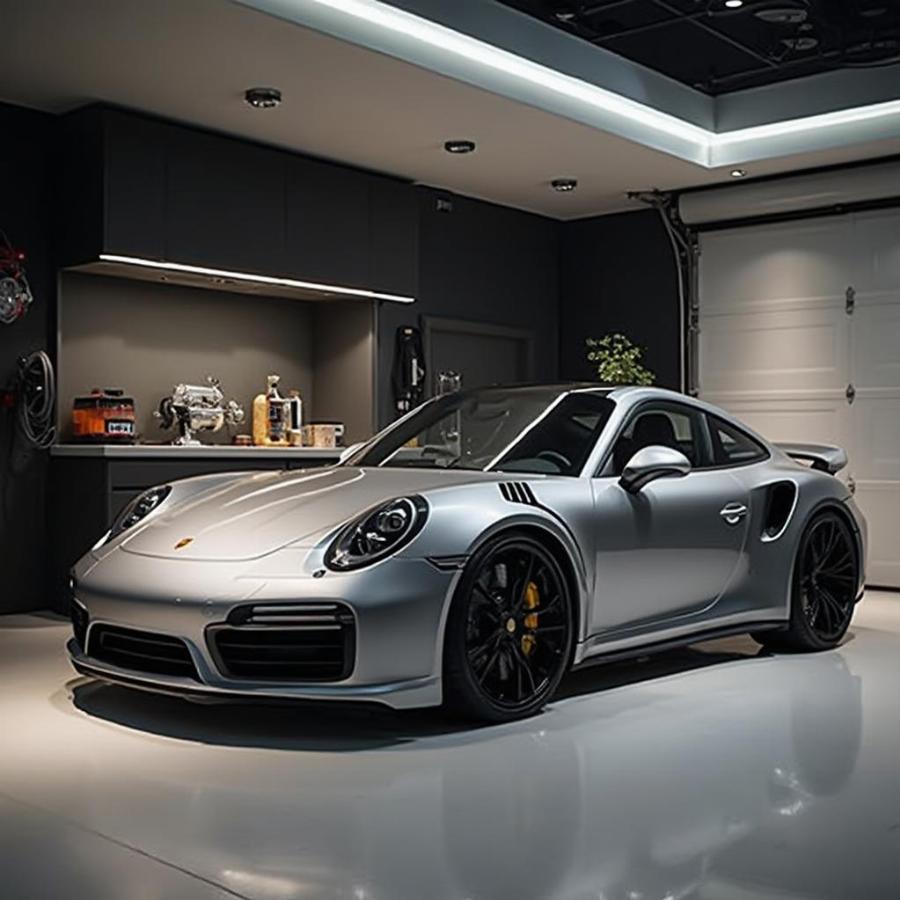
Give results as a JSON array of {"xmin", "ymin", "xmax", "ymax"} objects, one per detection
[
  {"xmin": 67, "ymin": 549, "xmax": 460, "ymax": 709},
  {"xmin": 67, "ymin": 639, "xmax": 441, "ymax": 708}
]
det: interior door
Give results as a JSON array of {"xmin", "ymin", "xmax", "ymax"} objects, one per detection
[
  {"xmin": 589, "ymin": 404, "xmax": 750, "ymax": 635},
  {"xmin": 424, "ymin": 316, "xmax": 533, "ymax": 394}
]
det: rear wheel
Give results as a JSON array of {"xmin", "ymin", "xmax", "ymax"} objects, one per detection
[
  {"xmin": 756, "ymin": 509, "xmax": 858, "ymax": 652},
  {"xmin": 443, "ymin": 533, "xmax": 574, "ymax": 722}
]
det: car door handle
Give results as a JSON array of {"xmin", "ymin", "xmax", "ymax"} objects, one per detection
[{"xmin": 720, "ymin": 502, "xmax": 748, "ymax": 525}]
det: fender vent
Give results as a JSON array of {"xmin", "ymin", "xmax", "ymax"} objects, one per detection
[
  {"xmin": 763, "ymin": 481, "xmax": 797, "ymax": 540},
  {"xmin": 499, "ymin": 481, "xmax": 538, "ymax": 506}
]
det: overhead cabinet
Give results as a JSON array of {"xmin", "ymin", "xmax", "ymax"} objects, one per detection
[
  {"xmin": 285, "ymin": 156, "xmax": 371, "ymax": 289},
  {"xmin": 165, "ymin": 126, "xmax": 286, "ymax": 274},
  {"xmin": 58, "ymin": 106, "xmax": 418, "ymax": 299}
]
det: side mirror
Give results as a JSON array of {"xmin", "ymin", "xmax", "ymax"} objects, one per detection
[
  {"xmin": 339, "ymin": 442, "xmax": 364, "ymax": 464},
  {"xmin": 619, "ymin": 445, "xmax": 691, "ymax": 494}
]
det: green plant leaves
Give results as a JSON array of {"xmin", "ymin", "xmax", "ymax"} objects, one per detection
[{"xmin": 584, "ymin": 333, "xmax": 654, "ymax": 386}]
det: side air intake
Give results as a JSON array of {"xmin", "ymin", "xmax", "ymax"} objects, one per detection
[
  {"xmin": 499, "ymin": 482, "xmax": 538, "ymax": 506},
  {"xmin": 762, "ymin": 481, "xmax": 797, "ymax": 541}
]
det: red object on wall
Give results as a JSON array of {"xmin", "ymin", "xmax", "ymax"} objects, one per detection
[{"xmin": 0, "ymin": 234, "xmax": 34, "ymax": 325}]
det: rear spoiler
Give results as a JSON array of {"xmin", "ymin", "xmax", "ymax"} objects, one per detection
[{"xmin": 776, "ymin": 442, "xmax": 848, "ymax": 475}]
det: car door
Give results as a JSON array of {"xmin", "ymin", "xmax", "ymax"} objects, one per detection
[{"xmin": 588, "ymin": 402, "xmax": 751, "ymax": 636}]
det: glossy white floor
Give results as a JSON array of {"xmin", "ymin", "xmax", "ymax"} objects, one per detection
[{"xmin": 2, "ymin": 594, "xmax": 900, "ymax": 900}]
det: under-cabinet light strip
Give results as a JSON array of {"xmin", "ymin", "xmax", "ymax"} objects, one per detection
[{"xmin": 98, "ymin": 254, "xmax": 416, "ymax": 303}]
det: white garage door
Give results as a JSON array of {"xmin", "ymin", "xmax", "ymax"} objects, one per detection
[{"xmin": 699, "ymin": 208, "xmax": 900, "ymax": 588}]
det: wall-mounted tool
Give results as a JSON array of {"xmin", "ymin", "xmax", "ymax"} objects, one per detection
[
  {"xmin": 392, "ymin": 326, "xmax": 426, "ymax": 417},
  {"xmin": 155, "ymin": 377, "xmax": 244, "ymax": 446},
  {"xmin": 72, "ymin": 388, "xmax": 136, "ymax": 443},
  {"xmin": 0, "ymin": 233, "xmax": 34, "ymax": 326},
  {"xmin": 14, "ymin": 350, "xmax": 55, "ymax": 448}
]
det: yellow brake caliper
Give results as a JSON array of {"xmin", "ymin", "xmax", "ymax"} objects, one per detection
[{"xmin": 521, "ymin": 581, "xmax": 540, "ymax": 657}]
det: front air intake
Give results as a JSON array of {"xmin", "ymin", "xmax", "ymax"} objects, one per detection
[
  {"xmin": 209, "ymin": 603, "xmax": 355, "ymax": 681},
  {"xmin": 89, "ymin": 625, "xmax": 199, "ymax": 680}
]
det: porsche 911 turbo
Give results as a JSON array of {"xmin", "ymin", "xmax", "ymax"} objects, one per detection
[{"xmin": 67, "ymin": 384, "xmax": 866, "ymax": 721}]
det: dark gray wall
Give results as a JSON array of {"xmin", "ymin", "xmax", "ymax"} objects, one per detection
[
  {"xmin": 0, "ymin": 99, "xmax": 681, "ymax": 615},
  {"xmin": 559, "ymin": 209, "xmax": 680, "ymax": 390},
  {"xmin": 0, "ymin": 103, "xmax": 55, "ymax": 613},
  {"xmin": 377, "ymin": 187, "xmax": 560, "ymax": 426}
]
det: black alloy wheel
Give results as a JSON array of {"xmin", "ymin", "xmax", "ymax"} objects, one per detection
[
  {"xmin": 798, "ymin": 513, "xmax": 858, "ymax": 643},
  {"xmin": 444, "ymin": 533, "xmax": 574, "ymax": 721},
  {"xmin": 757, "ymin": 510, "xmax": 859, "ymax": 652}
]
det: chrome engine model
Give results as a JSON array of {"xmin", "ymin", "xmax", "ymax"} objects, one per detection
[{"xmin": 155, "ymin": 377, "xmax": 244, "ymax": 445}]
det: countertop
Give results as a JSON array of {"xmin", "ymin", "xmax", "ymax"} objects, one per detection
[{"xmin": 50, "ymin": 443, "xmax": 345, "ymax": 460}]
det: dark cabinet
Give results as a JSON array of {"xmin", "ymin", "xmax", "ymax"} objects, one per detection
[
  {"xmin": 370, "ymin": 176, "xmax": 418, "ymax": 297},
  {"xmin": 103, "ymin": 110, "xmax": 168, "ymax": 260},
  {"xmin": 165, "ymin": 127, "xmax": 286, "ymax": 274},
  {"xmin": 285, "ymin": 156, "xmax": 370, "ymax": 287},
  {"xmin": 59, "ymin": 106, "xmax": 419, "ymax": 299}
]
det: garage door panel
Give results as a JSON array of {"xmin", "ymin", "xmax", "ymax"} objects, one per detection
[
  {"xmin": 699, "ymin": 217, "xmax": 852, "ymax": 310},
  {"xmin": 699, "ymin": 308, "xmax": 848, "ymax": 395},
  {"xmin": 850, "ymin": 396, "xmax": 900, "ymax": 481},
  {"xmin": 853, "ymin": 483, "xmax": 900, "ymax": 588},
  {"xmin": 701, "ymin": 395, "xmax": 849, "ymax": 450},
  {"xmin": 852, "ymin": 298, "xmax": 900, "ymax": 389},
  {"xmin": 852, "ymin": 210, "xmax": 900, "ymax": 293},
  {"xmin": 699, "ymin": 208, "xmax": 900, "ymax": 588}
]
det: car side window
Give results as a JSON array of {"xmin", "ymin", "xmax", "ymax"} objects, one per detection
[
  {"xmin": 708, "ymin": 415, "xmax": 768, "ymax": 466},
  {"xmin": 609, "ymin": 404, "xmax": 704, "ymax": 475},
  {"xmin": 493, "ymin": 394, "xmax": 615, "ymax": 476}
]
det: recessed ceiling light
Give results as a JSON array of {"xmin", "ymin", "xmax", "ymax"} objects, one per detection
[
  {"xmin": 244, "ymin": 87, "xmax": 282, "ymax": 109},
  {"xmin": 755, "ymin": 6, "xmax": 807, "ymax": 24},
  {"xmin": 781, "ymin": 35, "xmax": 819, "ymax": 51},
  {"xmin": 730, "ymin": 168, "xmax": 747, "ymax": 178},
  {"xmin": 551, "ymin": 177, "xmax": 578, "ymax": 192},
  {"xmin": 724, "ymin": 0, "xmax": 743, "ymax": 8},
  {"xmin": 444, "ymin": 139, "xmax": 476, "ymax": 154}
]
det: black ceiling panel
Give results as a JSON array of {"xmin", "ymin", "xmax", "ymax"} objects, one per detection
[{"xmin": 498, "ymin": 0, "xmax": 900, "ymax": 94}]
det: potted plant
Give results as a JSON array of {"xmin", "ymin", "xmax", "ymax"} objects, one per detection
[{"xmin": 585, "ymin": 333, "xmax": 654, "ymax": 386}]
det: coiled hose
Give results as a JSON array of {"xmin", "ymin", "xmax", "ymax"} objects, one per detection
[{"xmin": 17, "ymin": 350, "xmax": 55, "ymax": 449}]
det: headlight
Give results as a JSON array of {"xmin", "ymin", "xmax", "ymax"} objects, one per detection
[
  {"xmin": 108, "ymin": 485, "xmax": 172, "ymax": 542},
  {"xmin": 325, "ymin": 496, "xmax": 428, "ymax": 571}
]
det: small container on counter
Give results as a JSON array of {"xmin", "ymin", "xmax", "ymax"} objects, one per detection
[
  {"xmin": 300, "ymin": 422, "xmax": 344, "ymax": 449},
  {"xmin": 72, "ymin": 388, "xmax": 136, "ymax": 443}
]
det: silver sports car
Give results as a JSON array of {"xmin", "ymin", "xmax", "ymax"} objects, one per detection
[{"xmin": 68, "ymin": 385, "xmax": 867, "ymax": 721}]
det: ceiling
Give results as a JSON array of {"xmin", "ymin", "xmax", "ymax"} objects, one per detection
[
  {"xmin": 498, "ymin": 0, "xmax": 900, "ymax": 95},
  {"xmin": 1, "ymin": 0, "xmax": 899, "ymax": 218}
]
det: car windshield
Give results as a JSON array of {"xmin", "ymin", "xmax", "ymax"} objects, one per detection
[{"xmin": 346, "ymin": 387, "xmax": 614, "ymax": 476}]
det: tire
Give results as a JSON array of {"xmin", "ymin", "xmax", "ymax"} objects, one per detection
[
  {"xmin": 755, "ymin": 509, "xmax": 859, "ymax": 653},
  {"xmin": 443, "ymin": 532, "xmax": 575, "ymax": 722}
]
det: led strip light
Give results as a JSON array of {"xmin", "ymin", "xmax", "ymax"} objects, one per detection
[
  {"xmin": 99, "ymin": 254, "xmax": 416, "ymax": 303},
  {"xmin": 253, "ymin": 0, "xmax": 900, "ymax": 168}
]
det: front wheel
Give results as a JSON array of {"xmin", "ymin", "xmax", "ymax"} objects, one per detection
[
  {"xmin": 756, "ymin": 509, "xmax": 859, "ymax": 652},
  {"xmin": 443, "ymin": 533, "xmax": 574, "ymax": 722}
]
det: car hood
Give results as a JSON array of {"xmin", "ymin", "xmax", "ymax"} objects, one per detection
[{"xmin": 120, "ymin": 466, "xmax": 499, "ymax": 561}]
